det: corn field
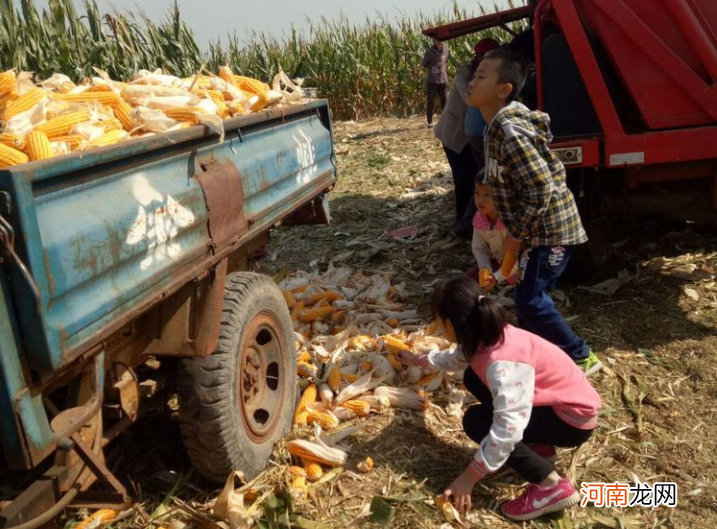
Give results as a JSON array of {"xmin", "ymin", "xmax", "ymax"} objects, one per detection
[{"xmin": 0, "ymin": 0, "xmax": 522, "ymax": 119}]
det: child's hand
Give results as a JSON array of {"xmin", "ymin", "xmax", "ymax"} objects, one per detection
[
  {"xmin": 444, "ymin": 467, "xmax": 481, "ymax": 513},
  {"xmin": 397, "ymin": 350, "xmax": 418, "ymax": 366},
  {"xmin": 478, "ymin": 268, "xmax": 493, "ymax": 289},
  {"xmin": 484, "ymin": 275, "xmax": 498, "ymax": 291}
]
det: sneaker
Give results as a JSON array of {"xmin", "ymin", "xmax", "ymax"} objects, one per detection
[
  {"xmin": 576, "ymin": 350, "xmax": 603, "ymax": 376},
  {"xmin": 527, "ymin": 444, "xmax": 557, "ymax": 463},
  {"xmin": 501, "ymin": 477, "xmax": 580, "ymax": 521}
]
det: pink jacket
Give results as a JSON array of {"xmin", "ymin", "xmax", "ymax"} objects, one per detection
[{"xmin": 417, "ymin": 324, "xmax": 601, "ymax": 478}]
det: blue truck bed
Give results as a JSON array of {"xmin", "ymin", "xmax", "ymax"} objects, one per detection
[{"xmin": 0, "ymin": 100, "xmax": 336, "ymax": 471}]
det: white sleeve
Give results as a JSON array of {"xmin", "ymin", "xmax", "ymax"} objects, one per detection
[
  {"xmin": 468, "ymin": 361, "xmax": 535, "ymax": 478},
  {"xmin": 472, "ymin": 230, "xmax": 493, "ymax": 270},
  {"xmin": 416, "ymin": 346, "xmax": 469, "ymax": 372}
]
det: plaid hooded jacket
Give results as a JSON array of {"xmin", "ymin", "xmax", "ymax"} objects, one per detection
[{"xmin": 483, "ymin": 102, "xmax": 587, "ymax": 247}]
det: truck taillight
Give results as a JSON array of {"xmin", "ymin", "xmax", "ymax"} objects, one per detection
[{"xmin": 553, "ymin": 146, "xmax": 583, "ymax": 166}]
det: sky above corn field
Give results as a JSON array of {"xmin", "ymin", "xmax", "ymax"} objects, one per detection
[{"xmin": 17, "ymin": 0, "xmax": 513, "ymax": 49}]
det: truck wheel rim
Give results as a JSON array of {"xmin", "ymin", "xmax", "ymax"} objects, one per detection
[{"xmin": 238, "ymin": 311, "xmax": 287, "ymax": 442}]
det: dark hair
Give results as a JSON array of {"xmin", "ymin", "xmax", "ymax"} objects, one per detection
[
  {"xmin": 474, "ymin": 168, "xmax": 487, "ymax": 185},
  {"xmin": 483, "ymin": 49, "xmax": 527, "ymax": 102},
  {"xmin": 431, "ymin": 277, "xmax": 507, "ymax": 361}
]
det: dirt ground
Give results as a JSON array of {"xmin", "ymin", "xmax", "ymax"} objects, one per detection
[{"xmin": 106, "ymin": 117, "xmax": 717, "ymax": 529}]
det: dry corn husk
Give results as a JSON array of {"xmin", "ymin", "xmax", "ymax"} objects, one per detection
[
  {"xmin": 374, "ymin": 386, "xmax": 426, "ymax": 410},
  {"xmin": 335, "ymin": 371, "xmax": 386, "ymax": 405}
]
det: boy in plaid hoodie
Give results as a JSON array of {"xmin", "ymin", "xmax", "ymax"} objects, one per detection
[{"xmin": 465, "ymin": 49, "xmax": 601, "ymax": 375}]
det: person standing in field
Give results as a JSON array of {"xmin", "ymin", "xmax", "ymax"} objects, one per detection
[
  {"xmin": 434, "ymin": 38, "xmax": 499, "ymax": 238},
  {"xmin": 421, "ymin": 38, "xmax": 448, "ymax": 127}
]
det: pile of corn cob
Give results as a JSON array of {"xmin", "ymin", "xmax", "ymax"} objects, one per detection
[
  {"xmin": 279, "ymin": 266, "xmax": 460, "ymax": 491},
  {"xmin": 0, "ymin": 66, "xmax": 307, "ymax": 168}
]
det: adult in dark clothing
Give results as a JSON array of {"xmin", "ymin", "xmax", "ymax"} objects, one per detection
[
  {"xmin": 435, "ymin": 38, "xmax": 499, "ymax": 238},
  {"xmin": 421, "ymin": 38, "xmax": 449, "ymax": 126}
]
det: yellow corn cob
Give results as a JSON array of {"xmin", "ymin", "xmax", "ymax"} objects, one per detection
[
  {"xmin": 34, "ymin": 110, "xmax": 92, "ymax": 138},
  {"xmin": 291, "ymin": 476, "xmax": 308, "ymax": 494},
  {"xmin": 294, "ymin": 410, "xmax": 308, "ymax": 426},
  {"xmin": 297, "ymin": 361, "xmax": 316, "ymax": 378},
  {"xmin": 87, "ymin": 84, "xmax": 113, "ymax": 92},
  {"xmin": 164, "ymin": 107, "xmax": 202, "ymax": 123},
  {"xmin": 342, "ymin": 400, "xmax": 370, "ymax": 417},
  {"xmin": 102, "ymin": 119, "xmax": 122, "ymax": 132},
  {"xmin": 315, "ymin": 298, "xmax": 330, "ymax": 308},
  {"xmin": 75, "ymin": 509, "xmax": 117, "ymax": 529},
  {"xmin": 113, "ymin": 100, "xmax": 134, "ymax": 131},
  {"xmin": 417, "ymin": 373, "xmax": 437, "ymax": 386},
  {"xmin": 244, "ymin": 489, "xmax": 258, "ymax": 503},
  {"xmin": 291, "ymin": 284, "xmax": 308, "ymax": 294},
  {"xmin": 327, "ymin": 364, "xmax": 341, "ymax": 392},
  {"xmin": 302, "ymin": 290, "xmax": 342, "ymax": 305},
  {"xmin": 298, "ymin": 306, "xmax": 335, "ymax": 324},
  {"xmin": 2, "ymin": 87, "xmax": 46, "ymax": 122},
  {"xmin": 0, "ymin": 71, "xmax": 16, "ymax": 96},
  {"xmin": 26, "ymin": 131, "xmax": 53, "ymax": 161},
  {"xmin": 50, "ymin": 134, "xmax": 84, "ymax": 151},
  {"xmin": 54, "ymin": 91, "xmax": 120, "ymax": 106},
  {"xmin": 302, "ymin": 459, "xmax": 324, "ymax": 481},
  {"xmin": 289, "ymin": 465, "xmax": 307, "ymax": 477},
  {"xmin": 382, "ymin": 335, "xmax": 411, "ymax": 354},
  {"xmin": 287, "ymin": 439, "xmax": 347, "ymax": 467},
  {"xmin": 282, "ymin": 289, "xmax": 296, "ymax": 308},
  {"xmin": 219, "ymin": 65, "xmax": 235, "ymax": 83},
  {"xmin": 331, "ymin": 311, "xmax": 346, "ymax": 324},
  {"xmin": 297, "ymin": 350, "xmax": 311, "ymax": 364},
  {"xmin": 386, "ymin": 318, "xmax": 399, "ymax": 328},
  {"xmin": 356, "ymin": 457, "xmax": 374, "ymax": 473},
  {"xmin": 0, "ymin": 143, "xmax": 29, "ymax": 168},
  {"xmin": 0, "ymin": 133, "xmax": 26, "ymax": 152},
  {"xmin": 88, "ymin": 129, "xmax": 121, "ymax": 148},
  {"xmin": 237, "ymin": 77, "xmax": 270, "ymax": 95},
  {"xmin": 360, "ymin": 361, "xmax": 373, "ymax": 373},
  {"xmin": 290, "ymin": 301, "xmax": 305, "ymax": 323},
  {"xmin": 295, "ymin": 384, "xmax": 316, "ymax": 420},
  {"xmin": 386, "ymin": 354, "xmax": 403, "ymax": 371},
  {"xmin": 306, "ymin": 406, "xmax": 339, "ymax": 430},
  {"xmin": 0, "ymin": 89, "xmax": 19, "ymax": 114},
  {"xmin": 341, "ymin": 372, "xmax": 360, "ymax": 383}
]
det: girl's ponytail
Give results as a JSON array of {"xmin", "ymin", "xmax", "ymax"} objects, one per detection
[{"xmin": 432, "ymin": 277, "xmax": 507, "ymax": 362}]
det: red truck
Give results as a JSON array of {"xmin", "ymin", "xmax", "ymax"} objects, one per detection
[{"xmin": 425, "ymin": 0, "xmax": 717, "ymax": 265}]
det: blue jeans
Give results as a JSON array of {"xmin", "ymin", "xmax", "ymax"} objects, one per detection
[{"xmin": 514, "ymin": 246, "xmax": 589, "ymax": 361}]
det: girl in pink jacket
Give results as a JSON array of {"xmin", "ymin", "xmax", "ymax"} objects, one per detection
[{"xmin": 403, "ymin": 276, "xmax": 601, "ymax": 521}]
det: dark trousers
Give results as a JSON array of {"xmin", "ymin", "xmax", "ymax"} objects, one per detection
[
  {"xmin": 443, "ymin": 145, "xmax": 478, "ymax": 223},
  {"xmin": 462, "ymin": 369, "xmax": 593, "ymax": 484},
  {"xmin": 514, "ymin": 246, "xmax": 589, "ymax": 361},
  {"xmin": 426, "ymin": 83, "xmax": 447, "ymax": 124}
]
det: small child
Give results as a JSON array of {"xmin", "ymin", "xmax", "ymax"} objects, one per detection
[
  {"xmin": 471, "ymin": 169, "xmax": 518, "ymax": 291},
  {"xmin": 401, "ymin": 277, "xmax": 600, "ymax": 521},
  {"xmin": 465, "ymin": 48, "xmax": 601, "ymax": 375}
]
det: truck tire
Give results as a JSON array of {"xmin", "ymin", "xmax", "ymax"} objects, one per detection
[{"xmin": 177, "ymin": 272, "xmax": 296, "ymax": 483}]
